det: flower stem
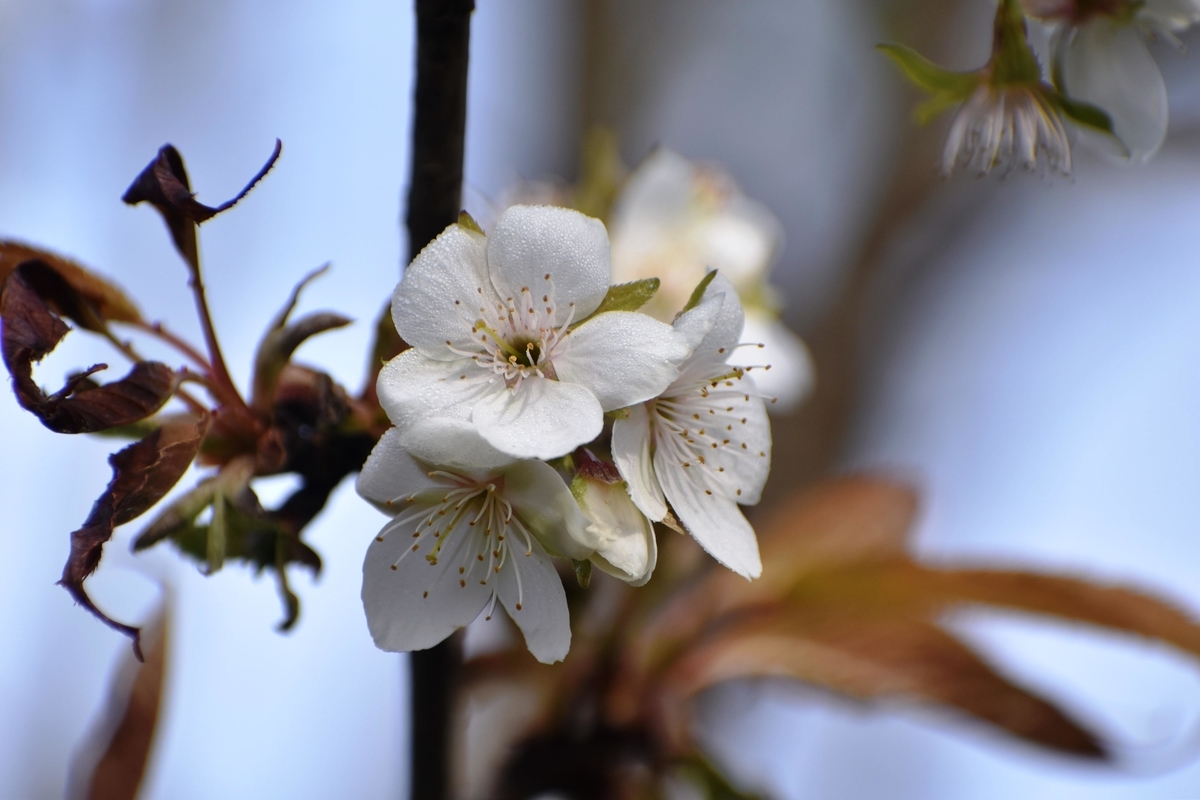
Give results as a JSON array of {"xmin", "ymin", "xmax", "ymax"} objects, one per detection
[{"xmin": 404, "ymin": 2, "xmax": 474, "ymax": 799}]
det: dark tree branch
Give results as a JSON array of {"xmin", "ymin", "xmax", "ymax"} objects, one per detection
[{"xmin": 403, "ymin": 2, "xmax": 474, "ymax": 799}]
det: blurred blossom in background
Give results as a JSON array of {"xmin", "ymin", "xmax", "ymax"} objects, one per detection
[{"xmin": 3, "ymin": 0, "xmax": 1200, "ymax": 798}]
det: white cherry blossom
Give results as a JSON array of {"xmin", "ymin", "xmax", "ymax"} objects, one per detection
[
  {"xmin": 612, "ymin": 274, "xmax": 772, "ymax": 580},
  {"xmin": 356, "ymin": 418, "xmax": 599, "ymax": 664},
  {"xmin": 942, "ymin": 82, "xmax": 1073, "ymax": 175},
  {"xmin": 607, "ymin": 149, "xmax": 814, "ymax": 411},
  {"xmin": 379, "ymin": 204, "xmax": 689, "ymax": 460}
]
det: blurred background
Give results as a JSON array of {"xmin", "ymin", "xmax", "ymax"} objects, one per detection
[{"xmin": 3, "ymin": 0, "xmax": 1200, "ymax": 797}]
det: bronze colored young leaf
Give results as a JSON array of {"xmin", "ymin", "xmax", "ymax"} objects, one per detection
[
  {"xmin": 250, "ymin": 266, "xmax": 352, "ymax": 412},
  {"xmin": 70, "ymin": 608, "xmax": 169, "ymax": 800},
  {"xmin": 60, "ymin": 414, "xmax": 209, "ymax": 658},
  {"xmin": 662, "ymin": 616, "xmax": 1105, "ymax": 760},
  {"xmin": 1, "ymin": 265, "xmax": 180, "ymax": 434},
  {"xmin": 0, "ymin": 244, "xmax": 142, "ymax": 328},
  {"xmin": 121, "ymin": 140, "xmax": 282, "ymax": 271}
]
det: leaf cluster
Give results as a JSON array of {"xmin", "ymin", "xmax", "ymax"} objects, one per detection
[{"xmin": 467, "ymin": 477, "xmax": 1200, "ymax": 798}]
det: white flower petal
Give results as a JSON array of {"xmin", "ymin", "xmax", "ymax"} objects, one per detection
[
  {"xmin": 362, "ymin": 509, "xmax": 492, "ymax": 653},
  {"xmin": 397, "ymin": 418, "xmax": 516, "ymax": 473},
  {"xmin": 356, "ymin": 428, "xmax": 442, "ymax": 511},
  {"xmin": 674, "ymin": 273, "xmax": 744, "ymax": 356},
  {"xmin": 579, "ymin": 480, "xmax": 658, "ymax": 586},
  {"xmin": 376, "ymin": 349, "xmax": 493, "ymax": 432},
  {"xmin": 654, "ymin": 450, "xmax": 762, "ymax": 580},
  {"xmin": 1063, "ymin": 19, "xmax": 1168, "ymax": 163},
  {"xmin": 612, "ymin": 403, "xmax": 668, "ymax": 522},
  {"xmin": 728, "ymin": 312, "xmax": 815, "ymax": 413},
  {"xmin": 701, "ymin": 379, "xmax": 773, "ymax": 506},
  {"xmin": 501, "ymin": 459, "xmax": 599, "ymax": 559},
  {"xmin": 488, "ymin": 205, "xmax": 612, "ymax": 326},
  {"xmin": 609, "ymin": 149, "xmax": 695, "ymax": 239},
  {"xmin": 392, "ymin": 223, "xmax": 497, "ymax": 359},
  {"xmin": 496, "ymin": 535, "xmax": 572, "ymax": 664},
  {"xmin": 672, "ymin": 292, "xmax": 724, "ymax": 354},
  {"xmin": 472, "ymin": 376, "xmax": 603, "ymax": 460},
  {"xmin": 699, "ymin": 196, "xmax": 781, "ymax": 294},
  {"xmin": 554, "ymin": 312, "xmax": 687, "ymax": 411}
]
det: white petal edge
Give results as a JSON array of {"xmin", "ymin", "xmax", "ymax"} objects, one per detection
[
  {"xmin": 554, "ymin": 311, "xmax": 688, "ymax": 411},
  {"xmin": 727, "ymin": 312, "xmax": 815, "ymax": 413},
  {"xmin": 472, "ymin": 375, "xmax": 603, "ymax": 460},
  {"xmin": 488, "ymin": 205, "xmax": 612, "ymax": 327},
  {"xmin": 675, "ymin": 272, "xmax": 745, "ymax": 356},
  {"xmin": 502, "ymin": 459, "xmax": 600, "ymax": 560},
  {"xmin": 376, "ymin": 349, "xmax": 492, "ymax": 433},
  {"xmin": 398, "ymin": 417, "xmax": 516, "ymax": 473},
  {"xmin": 392, "ymin": 223, "xmax": 497, "ymax": 359},
  {"xmin": 612, "ymin": 403, "xmax": 668, "ymax": 522},
  {"xmin": 655, "ymin": 449, "xmax": 762, "ymax": 580},
  {"xmin": 356, "ymin": 428, "xmax": 443, "ymax": 512},
  {"xmin": 496, "ymin": 535, "xmax": 572, "ymax": 664},
  {"xmin": 363, "ymin": 507, "xmax": 492, "ymax": 653}
]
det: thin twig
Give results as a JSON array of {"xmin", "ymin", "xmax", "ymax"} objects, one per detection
[{"xmin": 404, "ymin": 2, "xmax": 475, "ymax": 799}]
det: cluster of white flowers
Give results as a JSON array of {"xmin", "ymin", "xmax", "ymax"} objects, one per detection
[{"xmin": 356, "ymin": 205, "xmax": 775, "ymax": 663}]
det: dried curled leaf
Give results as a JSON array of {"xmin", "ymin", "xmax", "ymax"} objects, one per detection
[
  {"xmin": 610, "ymin": 475, "xmax": 1200, "ymax": 764},
  {"xmin": 1, "ymin": 264, "xmax": 180, "ymax": 434},
  {"xmin": 662, "ymin": 616, "xmax": 1105, "ymax": 760},
  {"xmin": 121, "ymin": 140, "xmax": 282, "ymax": 271},
  {"xmin": 69, "ymin": 606, "xmax": 168, "ymax": 800},
  {"xmin": 0, "ymin": 243, "xmax": 141, "ymax": 328},
  {"xmin": 60, "ymin": 414, "xmax": 208, "ymax": 658}
]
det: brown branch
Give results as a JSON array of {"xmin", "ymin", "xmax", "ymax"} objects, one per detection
[{"xmin": 403, "ymin": 2, "xmax": 475, "ymax": 800}]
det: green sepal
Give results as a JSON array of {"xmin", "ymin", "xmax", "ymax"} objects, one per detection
[
  {"xmin": 1055, "ymin": 95, "xmax": 1115, "ymax": 135},
  {"xmin": 457, "ymin": 210, "xmax": 485, "ymax": 235},
  {"xmin": 569, "ymin": 474, "xmax": 587, "ymax": 503},
  {"xmin": 572, "ymin": 558, "xmax": 593, "ymax": 589},
  {"xmin": 680, "ymin": 270, "xmax": 719, "ymax": 316},
  {"xmin": 582, "ymin": 278, "xmax": 660, "ymax": 320},
  {"xmin": 877, "ymin": 44, "xmax": 979, "ymax": 101},
  {"xmin": 605, "ymin": 407, "xmax": 631, "ymax": 421}
]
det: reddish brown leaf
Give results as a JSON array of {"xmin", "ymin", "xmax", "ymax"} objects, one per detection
[
  {"xmin": 60, "ymin": 415, "xmax": 209, "ymax": 657},
  {"xmin": 250, "ymin": 266, "xmax": 352, "ymax": 412},
  {"xmin": 70, "ymin": 608, "xmax": 169, "ymax": 800},
  {"xmin": 121, "ymin": 141, "xmax": 281, "ymax": 272},
  {"xmin": 1, "ymin": 264, "xmax": 180, "ymax": 433},
  {"xmin": 902, "ymin": 566, "xmax": 1200, "ymax": 659},
  {"xmin": 659, "ymin": 616, "xmax": 1106, "ymax": 760},
  {"xmin": 0, "ymin": 242, "xmax": 141, "ymax": 328},
  {"xmin": 616, "ymin": 477, "xmax": 918, "ymax": 702}
]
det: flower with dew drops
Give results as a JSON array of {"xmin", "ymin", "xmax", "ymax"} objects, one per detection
[
  {"xmin": 1023, "ymin": 0, "xmax": 1200, "ymax": 163},
  {"xmin": 356, "ymin": 418, "xmax": 601, "ymax": 664},
  {"xmin": 378, "ymin": 205, "xmax": 689, "ymax": 461},
  {"xmin": 880, "ymin": 0, "xmax": 1117, "ymax": 175},
  {"xmin": 612, "ymin": 273, "xmax": 771, "ymax": 580},
  {"xmin": 606, "ymin": 148, "xmax": 815, "ymax": 412}
]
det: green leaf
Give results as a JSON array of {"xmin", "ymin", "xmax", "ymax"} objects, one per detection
[
  {"xmin": 1056, "ymin": 96, "xmax": 1116, "ymax": 135},
  {"xmin": 878, "ymin": 43, "xmax": 978, "ymax": 100},
  {"xmin": 680, "ymin": 270, "xmax": 719, "ymax": 316},
  {"xmin": 579, "ymin": 277, "xmax": 660, "ymax": 321}
]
